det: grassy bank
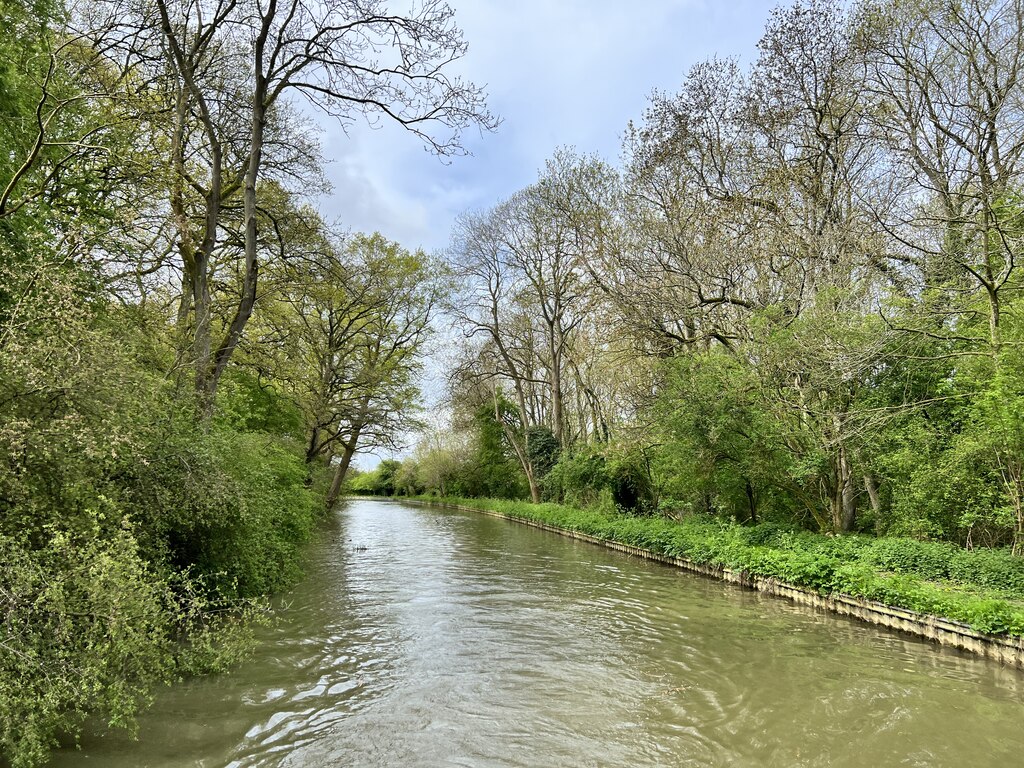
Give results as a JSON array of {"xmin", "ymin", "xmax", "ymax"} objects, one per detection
[{"xmin": 404, "ymin": 495, "xmax": 1024, "ymax": 638}]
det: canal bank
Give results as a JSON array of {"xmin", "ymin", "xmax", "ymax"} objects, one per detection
[
  {"xmin": 50, "ymin": 499, "xmax": 1024, "ymax": 767},
  {"xmin": 401, "ymin": 496, "xmax": 1024, "ymax": 669}
]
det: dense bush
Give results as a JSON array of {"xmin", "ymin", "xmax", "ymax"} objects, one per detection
[
  {"xmin": 0, "ymin": 282, "xmax": 319, "ymax": 764},
  {"xmin": 157, "ymin": 430, "xmax": 318, "ymax": 598},
  {"xmin": 525, "ymin": 426, "xmax": 560, "ymax": 479},
  {"xmin": 543, "ymin": 446, "xmax": 610, "ymax": 506},
  {"xmin": 0, "ymin": 520, "xmax": 265, "ymax": 765},
  {"xmin": 863, "ymin": 537, "xmax": 956, "ymax": 581},
  {"xmin": 949, "ymin": 548, "xmax": 1024, "ymax": 597},
  {"xmin": 348, "ymin": 459, "xmax": 403, "ymax": 497},
  {"xmin": 1, "ymin": 526, "xmax": 174, "ymax": 766}
]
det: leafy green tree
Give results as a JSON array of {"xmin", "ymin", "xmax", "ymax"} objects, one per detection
[
  {"xmin": 253, "ymin": 232, "xmax": 438, "ymax": 508},
  {"xmin": 411, "ymin": 429, "xmax": 471, "ymax": 498}
]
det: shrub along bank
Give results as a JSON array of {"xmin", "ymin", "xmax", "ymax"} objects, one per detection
[
  {"xmin": 412, "ymin": 496, "xmax": 1024, "ymax": 638},
  {"xmin": 0, "ymin": 352, "xmax": 325, "ymax": 768}
]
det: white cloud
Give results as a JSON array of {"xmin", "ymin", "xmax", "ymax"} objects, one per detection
[{"xmin": 310, "ymin": 0, "xmax": 775, "ymax": 251}]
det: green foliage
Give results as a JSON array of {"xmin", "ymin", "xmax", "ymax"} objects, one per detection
[
  {"xmin": 0, "ymin": 1, "xmax": 461, "ymax": 764},
  {"xmin": 348, "ymin": 459, "xmax": 403, "ymax": 497},
  {"xmin": 257, "ymin": 231, "xmax": 437, "ymax": 472},
  {"xmin": 948, "ymin": 548, "xmax": 1024, "ymax": 596},
  {"xmin": 525, "ymin": 425, "xmax": 560, "ymax": 478},
  {"xmin": 544, "ymin": 442, "xmax": 658, "ymax": 513},
  {"xmin": 0, "ymin": 520, "xmax": 268, "ymax": 767},
  {"xmin": 863, "ymin": 537, "xmax": 956, "ymax": 581},
  {"xmin": 0, "ymin": 252, "xmax": 318, "ymax": 763},
  {"xmin": 393, "ymin": 458, "xmax": 424, "ymax": 496},
  {"xmin": 543, "ymin": 444, "xmax": 611, "ymax": 506},
  {"xmin": 650, "ymin": 351, "xmax": 797, "ymax": 523},
  {"xmin": 215, "ymin": 370, "xmax": 305, "ymax": 436},
  {"xmin": 366, "ymin": 408, "xmax": 532, "ymax": 502},
  {"xmin": 433, "ymin": 401, "xmax": 527, "ymax": 500},
  {"xmin": 1, "ymin": 524, "xmax": 169, "ymax": 766},
  {"xmin": 347, "ymin": 470, "xmax": 376, "ymax": 495},
  {"xmin": 409, "ymin": 436, "xmax": 465, "ymax": 498},
  {"xmin": 15, "ymin": 0, "xmax": 1024, "ymax": 761},
  {"xmin": 865, "ymin": 317, "xmax": 1024, "ymax": 548},
  {"xmin": 153, "ymin": 430, "xmax": 318, "ymax": 598},
  {"xmin": 470, "ymin": 403, "xmax": 528, "ymax": 499},
  {"xmin": 606, "ymin": 448, "xmax": 657, "ymax": 513}
]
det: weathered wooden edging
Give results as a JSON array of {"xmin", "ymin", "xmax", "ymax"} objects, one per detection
[{"xmin": 397, "ymin": 497, "xmax": 1024, "ymax": 669}]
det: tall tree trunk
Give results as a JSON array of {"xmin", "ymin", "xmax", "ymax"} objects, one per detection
[
  {"xmin": 831, "ymin": 443, "xmax": 856, "ymax": 533},
  {"xmin": 208, "ymin": 20, "xmax": 272, "ymax": 413},
  {"xmin": 864, "ymin": 473, "xmax": 882, "ymax": 532},
  {"xmin": 156, "ymin": 0, "xmax": 224, "ymax": 419},
  {"xmin": 324, "ymin": 393, "xmax": 374, "ymax": 508},
  {"xmin": 171, "ymin": 88, "xmax": 195, "ymax": 334},
  {"xmin": 306, "ymin": 426, "xmax": 322, "ymax": 465},
  {"xmin": 493, "ymin": 389, "xmax": 540, "ymax": 503},
  {"xmin": 745, "ymin": 478, "xmax": 758, "ymax": 524},
  {"xmin": 326, "ymin": 439, "xmax": 357, "ymax": 510},
  {"xmin": 193, "ymin": 262, "xmax": 214, "ymax": 412},
  {"xmin": 548, "ymin": 324, "xmax": 564, "ymax": 446},
  {"xmin": 526, "ymin": 470, "xmax": 541, "ymax": 503}
]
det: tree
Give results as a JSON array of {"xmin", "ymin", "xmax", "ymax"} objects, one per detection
[
  {"xmin": 860, "ymin": 0, "xmax": 1024, "ymax": 359},
  {"xmin": 619, "ymin": 55, "xmax": 782, "ymax": 355},
  {"xmin": 257, "ymin": 232, "xmax": 438, "ymax": 509},
  {"xmin": 411, "ymin": 428, "xmax": 469, "ymax": 497},
  {"xmin": 857, "ymin": 0, "xmax": 1024, "ymax": 545},
  {"xmin": 448, "ymin": 153, "xmax": 618, "ymax": 499},
  {"xmin": 124, "ymin": 0, "xmax": 496, "ymax": 413}
]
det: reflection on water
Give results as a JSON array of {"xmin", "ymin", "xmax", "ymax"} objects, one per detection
[{"xmin": 52, "ymin": 499, "xmax": 1024, "ymax": 767}]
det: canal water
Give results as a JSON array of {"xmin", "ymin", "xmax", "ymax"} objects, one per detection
[{"xmin": 53, "ymin": 499, "xmax": 1024, "ymax": 767}]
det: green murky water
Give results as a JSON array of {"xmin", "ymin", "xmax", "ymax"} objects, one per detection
[{"xmin": 52, "ymin": 499, "xmax": 1024, "ymax": 767}]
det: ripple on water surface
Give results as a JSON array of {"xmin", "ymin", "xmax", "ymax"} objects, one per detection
[{"xmin": 52, "ymin": 499, "xmax": 1024, "ymax": 767}]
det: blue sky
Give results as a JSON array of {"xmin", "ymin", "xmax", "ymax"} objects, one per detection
[{"xmin": 314, "ymin": 0, "xmax": 779, "ymax": 255}]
